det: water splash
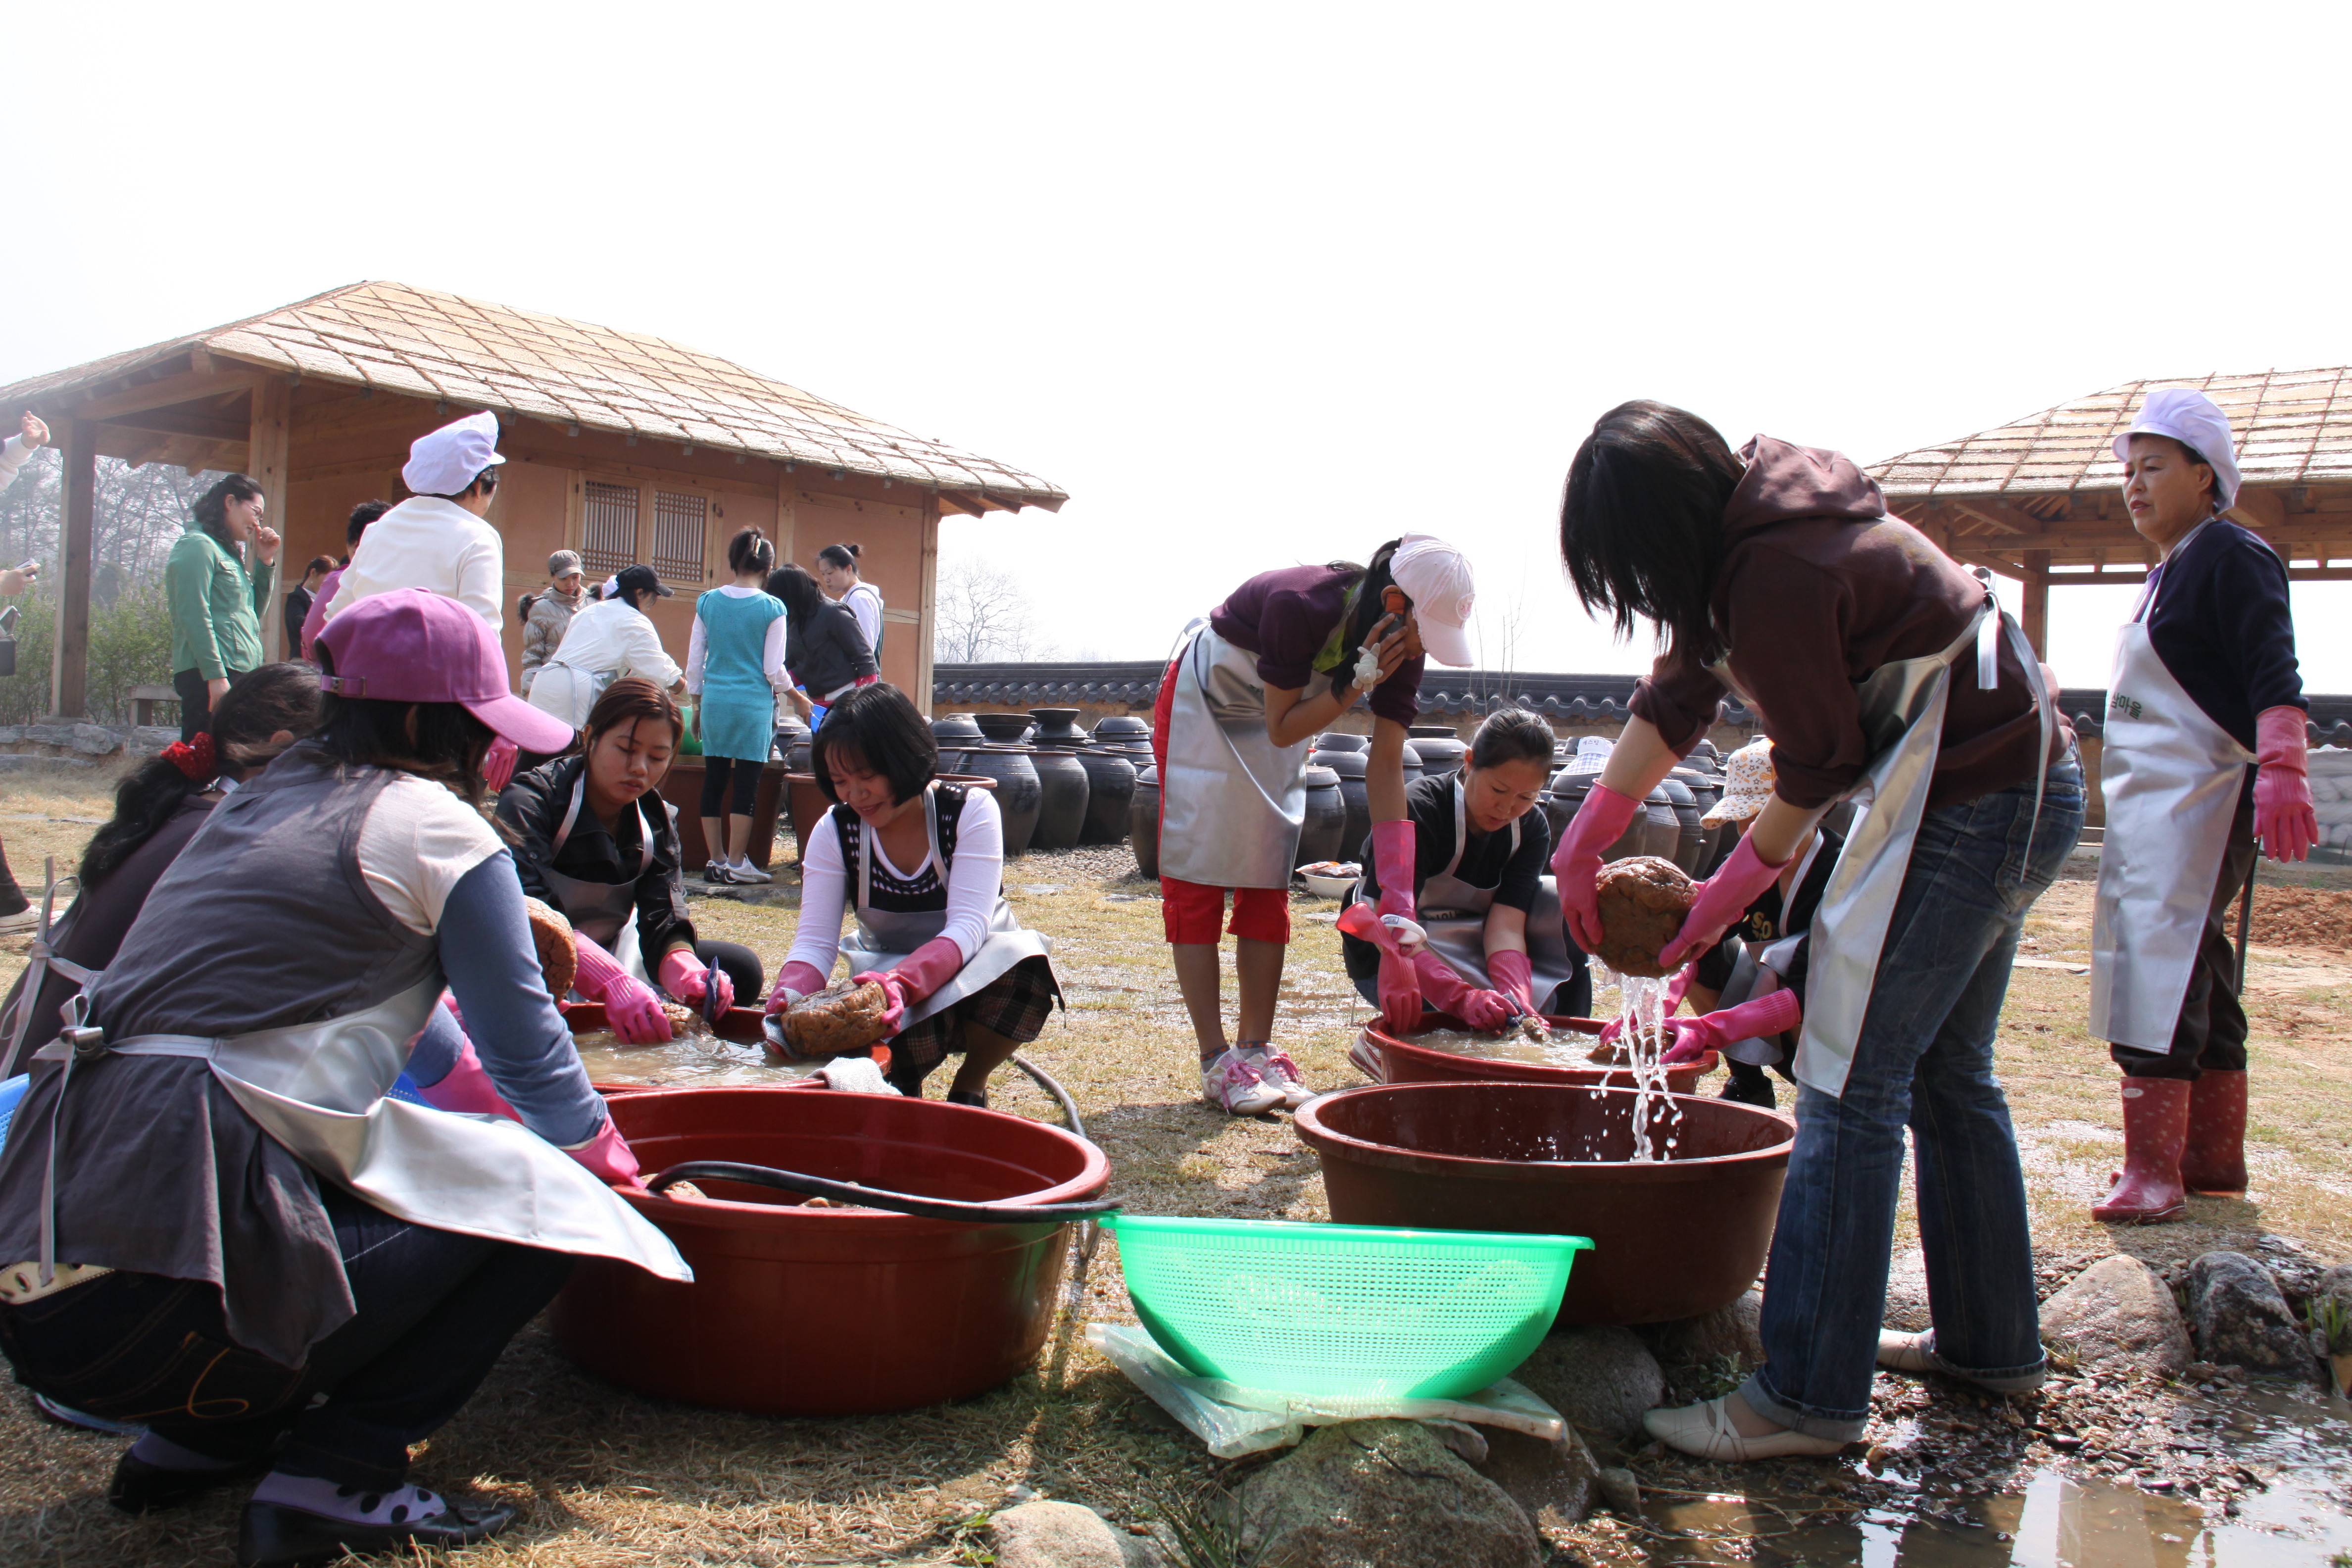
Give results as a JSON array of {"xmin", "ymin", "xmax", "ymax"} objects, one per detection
[{"xmin": 1616, "ymin": 975, "xmax": 1683, "ymax": 1162}]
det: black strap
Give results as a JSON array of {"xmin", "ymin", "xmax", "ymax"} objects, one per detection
[{"xmin": 647, "ymin": 1160, "xmax": 1117, "ymax": 1223}]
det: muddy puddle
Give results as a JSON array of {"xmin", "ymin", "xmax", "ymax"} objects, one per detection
[
  {"xmin": 1637, "ymin": 1384, "xmax": 2352, "ymax": 1566},
  {"xmin": 571, "ymin": 1029, "xmax": 822, "ymax": 1088}
]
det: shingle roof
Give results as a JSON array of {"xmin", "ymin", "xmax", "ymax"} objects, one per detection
[
  {"xmin": 0, "ymin": 281, "xmax": 1066, "ymax": 509},
  {"xmin": 1871, "ymin": 366, "xmax": 2352, "ymax": 500}
]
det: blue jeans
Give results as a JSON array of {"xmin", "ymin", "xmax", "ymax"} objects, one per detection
[{"xmin": 1742, "ymin": 748, "xmax": 2085, "ymax": 1440}]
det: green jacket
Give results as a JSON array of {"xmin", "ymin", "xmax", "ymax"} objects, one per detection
[{"xmin": 166, "ymin": 526, "xmax": 274, "ymax": 680}]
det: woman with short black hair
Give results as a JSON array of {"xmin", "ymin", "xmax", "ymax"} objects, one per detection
[
  {"xmin": 766, "ymin": 683, "xmax": 1058, "ymax": 1104},
  {"xmin": 166, "ymin": 472, "xmax": 281, "ymax": 740},
  {"xmin": 1555, "ymin": 400, "xmax": 2081, "ymax": 1460},
  {"xmin": 768, "ymin": 563, "xmax": 878, "ymax": 728},
  {"xmin": 1338, "ymin": 706, "xmax": 1586, "ymax": 1037}
]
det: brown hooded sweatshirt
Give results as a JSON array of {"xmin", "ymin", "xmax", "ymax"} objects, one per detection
[{"xmin": 1630, "ymin": 436, "xmax": 2072, "ymax": 811}]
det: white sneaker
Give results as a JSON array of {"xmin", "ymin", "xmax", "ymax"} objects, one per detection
[
  {"xmin": 1202, "ymin": 1048, "xmax": 1285, "ymax": 1115},
  {"xmin": 0, "ymin": 907, "xmax": 37, "ymax": 934},
  {"xmin": 1347, "ymin": 1031, "xmax": 1388, "ymax": 1083},
  {"xmin": 1249, "ymin": 1048, "xmax": 1313, "ymax": 1109},
  {"xmin": 703, "ymin": 859, "xmax": 735, "ymax": 884},
  {"xmin": 730, "ymin": 858, "xmax": 774, "ymax": 885}
]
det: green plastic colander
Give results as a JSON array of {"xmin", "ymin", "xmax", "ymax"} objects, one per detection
[{"xmin": 1101, "ymin": 1214, "xmax": 1591, "ymax": 1400}]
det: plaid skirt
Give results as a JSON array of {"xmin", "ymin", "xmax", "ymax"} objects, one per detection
[{"xmin": 886, "ymin": 956, "xmax": 1061, "ymax": 1088}]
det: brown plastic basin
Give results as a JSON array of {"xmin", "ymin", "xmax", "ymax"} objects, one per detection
[
  {"xmin": 1295, "ymin": 1082, "xmax": 1793, "ymax": 1325},
  {"xmin": 550, "ymin": 1086, "xmax": 1108, "ymax": 1414},
  {"xmin": 1368, "ymin": 1014, "xmax": 1718, "ymax": 1094}
]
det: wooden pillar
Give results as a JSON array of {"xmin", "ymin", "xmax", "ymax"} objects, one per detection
[
  {"xmin": 49, "ymin": 418, "xmax": 96, "ymax": 719},
  {"xmin": 773, "ymin": 467, "xmax": 798, "ymax": 569},
  {"xmin": 2020, "ymin": 549, "xmax": 2051, "ymax": 658},
  {"xmin": 249, "ymin": 378, "xmax": 293, "ymax": 660},
  {"xmin": 915, "ymin": 510, "xmax": 939, "ymax": 718}
]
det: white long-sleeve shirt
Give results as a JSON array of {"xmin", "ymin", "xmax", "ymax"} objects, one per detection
[
  {"xmin": 525, "ymin": 597, "xmax": 681, "ymax": 719},
  {"xmin": 837, "ymin": 581, "xmax": 884, "ymax": 654},
  {"xmin": 0, "ymin": 434, "xmax": 42, "ymax": 492},
  {"xmin": 784, "ymin": 786, "xmax": 1003, "ymax": 979},
  {"xmin": 684, "ymin": 583, "xmax": 790, "ymax": 694},
  {"xmin": 321, "ymin": 495, "xmax": 503, "ymax": 629}
]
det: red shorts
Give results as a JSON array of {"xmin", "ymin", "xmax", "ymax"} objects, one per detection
[{"xmin": 1161, "ymin": 877, "xmax": 1291, "ymax": 945}]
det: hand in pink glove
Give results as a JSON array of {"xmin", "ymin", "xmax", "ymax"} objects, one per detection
[
  {"xmin": 563, "ymin": 1113, "xmax": 645, "ymax": 1190},
  {"xmin": 853, "ymin": 936, "xmax": 965, "ymax": 1037},
  {"xmin": 2253, "ymin": 705, "xmax": 2317, "ymax": 863},
  {"xmin": 1656, "ymin": 834, "xmax": 1792, "ymax": 972},
  {"xmin": 1550, "ymin": 784, "xmax": 1643, "ymax": 952},
  {"xmin": 765, "ymin": 960, "xmax": 830, "ymax": 1016},
  {"xmin": 483, "ymin": 736, "xmax": 520, "ymax": 796},
  {"xmin": 658, "ymin": 948, "xmax": 733, "ymax": 1015},
  {"xmin": 1409, "ymin": 945, "xmax": 1516, "ymax": 1032},
  {"xmin": 1489, "ymin": 949, "xmax": 1538, "ymax": 1018},
  {"xmin": 1369, "ymin": 820, "xmax": 1424, "ymax": 1036},
  {"xmin": 1659, "ymin": 984, "xmax": 1802, "ymax": 1065},
  {"xmin": 573, "ymin": 933, "xmax": 672, "ymax": 1044},
  {"xmin": 412, "ymin": 1032, "xmax": 523, "ymax": 1123}
]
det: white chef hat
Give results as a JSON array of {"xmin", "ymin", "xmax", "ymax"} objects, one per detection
[
  {"xmin": 2112, "ymin": 388, "xmax": 2241, "ymax": 509},
  {"xmin": 401, "ymin": 410, "xmax": 508, "ymax": 497}
]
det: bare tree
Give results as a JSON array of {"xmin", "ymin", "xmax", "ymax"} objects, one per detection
[
  {"xmin": 0, "ymin": 448, "xmax": 226, "ymax": 587},
  {"xmin": 933, "ymin": 559, "xmax": 1053, "ymax": 662},
  {"xmin": 1473, "ymin": 583, "xmax": 1528, "ymax": 705}
]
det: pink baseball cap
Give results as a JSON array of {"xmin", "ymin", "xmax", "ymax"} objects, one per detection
[{"xmin": 316, "ymin": 588, "xmax": 576, "ymax": 754}]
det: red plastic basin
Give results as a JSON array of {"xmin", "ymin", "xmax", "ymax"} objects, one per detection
[
  {"xmin": 550, "ymin": 1086, "xmax": 1108, "ymax": 1415},
  {"xmin": 1296, "ymin": 1081, "xmax": 1793, "ymax": 1325},
  {"xmin": 1366, "ymin": 1014, "xmax": 1719, "ymax": 1094}
]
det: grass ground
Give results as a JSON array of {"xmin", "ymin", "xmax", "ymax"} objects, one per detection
[{"xmin": 0, "ymin": 760, "xmax": 2347, "ymax": 1565}]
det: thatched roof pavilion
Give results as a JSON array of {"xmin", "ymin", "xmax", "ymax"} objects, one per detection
[
  {"xmin": 0, "ymin": 282, "xmax": 1065, "ymax": 716},
  {"xmin": 1870, "ymin": 367, "xmax": 2352, "ymax": 652}
]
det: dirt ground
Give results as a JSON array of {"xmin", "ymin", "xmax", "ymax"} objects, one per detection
[{"xmin": 0, "ymin": 761, "xmax": 2347, "ymax": 1566}]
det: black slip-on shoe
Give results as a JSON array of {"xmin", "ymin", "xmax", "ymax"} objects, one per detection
[
  {"xmin": 107, "ymin": 1450, "xmax": 270, "ymax": 1514},
  {"xmin": 944, "ymin": 1087, "xmax": 988, "ymax": 1109},
  {"xmin": 236, "ymin": 1495, "xmax": 520, "ymax": 1567}
]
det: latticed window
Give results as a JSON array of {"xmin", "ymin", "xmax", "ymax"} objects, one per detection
[
  {"xmin": 582, "ymin": 481, "xmax": 639, "ymax": 578},
  {"xmin": 651, "ymin": 490, "xmax": 708, "ymax": 585}
]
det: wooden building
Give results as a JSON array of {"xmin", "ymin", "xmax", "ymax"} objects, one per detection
[
  {"xmin": 1870, "ymin": 366, "xmax": 2352, "ymax": 655},
  {"xmin": 0, "ymin": 282, "xmax": 1066, "ymax": 718}
]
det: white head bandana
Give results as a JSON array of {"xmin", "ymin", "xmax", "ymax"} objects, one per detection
[{"xmin": 2112, "ymin": 388, "xmax": 2241, "ymax": 509}]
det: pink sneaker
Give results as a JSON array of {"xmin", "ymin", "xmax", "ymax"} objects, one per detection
[
  {"xmin": 1202, "ymin": 1048, "xmax": 1285, "ymax": 1116},
  {"xmin": 1250, "ymin": 1048, "xmax": 1313, "ymax": 1109}
]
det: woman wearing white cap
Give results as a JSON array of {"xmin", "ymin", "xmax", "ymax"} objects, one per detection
[
  {"xmin": 1556, "ymin": 402, "xmax": 2081, "ymax": 1461},
  {"xmin": 1152, "ymin": 535, "xmax": 1477, "ymax": 1114},
  {"xmin": 2089, "ymin": 389, "xmax": 2315, "ymax": 1224},
  {"xmin": 320, "ymin": 411, "xmax": 508, "ymax": 632}
]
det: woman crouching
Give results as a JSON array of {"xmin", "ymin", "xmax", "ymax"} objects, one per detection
[
  {"xmin": 0, "ymin": 589, "xmax": 684, "ymax": 1566},
  {"xmin": 766, "ymin": 683, "xmax": 1059, "ymax": 1103}
]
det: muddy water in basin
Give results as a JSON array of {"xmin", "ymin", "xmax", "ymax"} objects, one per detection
[{"xmin": 571, "ymin": 1028, "xmax": 821, "ymax": 1088}]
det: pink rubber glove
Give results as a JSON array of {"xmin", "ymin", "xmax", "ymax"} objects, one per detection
[
  {"xmin": 2253, "ymin": 705, "xmax": 2316, "ymax": 863},
  {"xmin": 1489, "ymin": 949, "xmax": 1538, "ymax": 1018},
  {"xmin": 1656, "ymin": 834, "xmax": 1792, "ymax": 972},
  {"xmin": 573, "ymin": 932, "xmax": 673, "ymax": 1044},
  {"xmin": 1369, "ymin": 820, "xmax": 1423, "ymax": 1036},
  {"xmin": 484, "ymin": 736, "xmax": 520, "ymax": 795},
  {"xmin": 658, "ymin": 948, "xmax": 734, "ymax": 1015},
  {"xmin": 1659, "ymin": 984, "xmax": 1802, "ymax": 1065},
  {"xmin": 853, "ymin": 936, "xmax": 965, "ymax": 1036},
  {"xmin": 412, "ymin": 1033, "xmax": 523, "ymax": 1123},
  {"xmin": 563, "ymin": 1114, "xmax": 645, "ymax": 1190},
  {"xmin": 1412, "ymin": 945, "xmax": 1515, "ymax": 1031},
  {"xmin": 1550, "ymin": 784, "xmax": 1643, "ymax": 952},
  {"xmin": 765, "ymin": 960, "xmax": 830, "ymax": 1016}
]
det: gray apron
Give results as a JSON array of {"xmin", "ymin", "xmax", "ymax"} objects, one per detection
[
  {"xmin": 0, "ymin": 862, "xmax": 89, "ymax": 1080},
  {"xmin": 2089, "ymin": 532, "xmax": 2254, "ymax": 1050},
  {"xmin": 543, "ymin": 771, "xmax": 655, "ymax": 984},
  {"xmin": 32, "ymin": 979, "xmax": 687, "ymax": 1286},
  {"xmin": 1708, "ymin": 832, "xmax": 1828, "ymax": 1065},
  {"xmin": 1396, "ymin": 776, "xmax": 1586, "ymax": 1015},
  {"xmin": 1719, "ymin": 591, "xmax": 2050, "ymax": 1098},
  {"xmin": 1158, "ymin": 619, "xmax": 1313, "ymax": 889},
  {"xmin": 836, "ymin": 786, "xmax": 1055, "ymax": 1028}
]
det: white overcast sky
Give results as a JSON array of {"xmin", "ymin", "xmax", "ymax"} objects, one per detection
[{"xmin": 8, "ymin": 2, "xmax": 2351, "ymax": 690}]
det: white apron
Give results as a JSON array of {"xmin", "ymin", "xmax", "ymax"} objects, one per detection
[
  {"xmin": 543, "ymin": 772, "xmax": 655, "ymax": 985},
  {"xmin": 526, "ymin": 661, "xmax": 613, "ymax": 731},
  {"xmin": 1157, "ymin": 620, "xmax": 1313, "ymax": 889},
  {"xmin": 1708, "ymin": 832, "xmax": 1829, "ymax": 1065},
  {"xmin": 836, "ymin": 786, "xmax": 1055, "ymax": 1028},
  {"xmin": 2089, "ymin": 534, "xmax": 2254, "ymax": 1050},
  {"xmin": 34, "ymin": 979, "xmax": 688, "ymax": 1286},
  {"xmin": 1731, "ymin": 592, "xmax": 2051, "ymax": 1098},
  {"xmin": 1386, "ymin": 777, "xmax": 1586, "ymax": 1015}
]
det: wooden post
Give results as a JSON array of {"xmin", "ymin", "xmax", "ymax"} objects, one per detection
[
  {"xmin": 915, "ymin": 510, "xmax": 939, "ymax": 717},
  {"xmin": 49, "ymin": 418, "xmax": 96, "ymax": 719},
  {"xmin": 773, "ymin": 468, "xmax": 798, "ymax": 570},
  {"xmin": 2020, "ymin": 549, "xmax": 2051, "ymax": 658},
  {"xmin": 249, "ymin": 378, "xmax": 293, "ymax": 660}
]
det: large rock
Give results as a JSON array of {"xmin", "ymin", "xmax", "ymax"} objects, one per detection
[
  {"xmin": 1235, "ymin": 1420, "xmax": 1542, "ymax": 1568},
  {"xmin": 1640, "ymin": 1289, "xmax": 1765, "ymax": 1371},
  {"xmin": 988, "ymin": 1500, "xmax": 1126, "ymax": 1568},
  {"xmin": 1469, "ymin": 1425, "xmax": 1600, "ymax": 1532},
  {"xmin": 69, "ymin": 724, "xmax": 120, "ymax": 756},
  {"xmin": 1511, "ymin": 1326, "xmax": 1665, "ymax": 1443},
  {"xmin": 126, "ymin": 725, "xmax": 181, "ymax": 757},
  {"xmin": 2040, "ymin": 1255, "xmax": 2193, "ymax": 1377},
  {"xmin": 2186, "ymin": 1252, "xmax": 2314, "ymax": 1378}
]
